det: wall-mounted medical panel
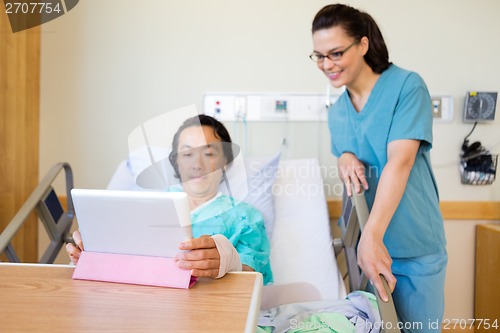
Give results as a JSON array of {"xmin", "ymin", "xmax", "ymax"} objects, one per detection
[
  {"xmin": 431, "ymin": 95, "xmax": 454, "ymax": 123},
  {"xmin": 204, "ymin": 92, "xmax": 453, "ymax": 123},
  {"xmin": 203, "ymin": 92, "xmax": 338, "ymax": 122}
]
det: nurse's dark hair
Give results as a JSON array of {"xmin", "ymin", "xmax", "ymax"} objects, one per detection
[
  {"xmin": 312, "ymin": 4, "xmax": 390, "ymax": 74},
  {"xmin": 169, "ymin": 114, "xmax": 234, "ymax": 179}
]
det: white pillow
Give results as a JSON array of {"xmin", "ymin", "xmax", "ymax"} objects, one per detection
[
  {"xmin": 241, "ymin": 151, "xmax": 281, "ymax": 240},
  {"xmin": 261, "ymin": 159, "xmax": 345, "ymax": 309}
]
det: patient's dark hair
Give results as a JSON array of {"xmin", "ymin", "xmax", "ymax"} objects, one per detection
[
  {"xmin": 169, "ymin": 115, "xmax": 234, "ymax": 179},
  {"xmin": 312, "ymin": 4, "xmax": 390, "ymax": 74}
]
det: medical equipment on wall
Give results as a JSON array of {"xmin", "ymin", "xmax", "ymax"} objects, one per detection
[
  {"xmin": 459, "ymin": 91, "xmax": 498, "ymax": 185},
  {"xmin": 202, "ymin": 91, "xmax": 337, "ymax": 161},
  {"xmin": 460, "ymin": 121, "xmax": 498, "ymax": 185},
  {"xmin": 463, "ymin": 91, "xmax": 497, "ymax": 122},
  {"xmin": 203, "ymin": 92, "xmax": 333, "ymax": 122}
]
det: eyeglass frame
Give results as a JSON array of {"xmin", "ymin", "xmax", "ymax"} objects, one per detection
[{"xmin": 309, "ymin": 40, "xmax": 360, "ymax": 63}]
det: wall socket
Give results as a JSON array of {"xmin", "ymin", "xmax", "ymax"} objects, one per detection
[{"xmin": 431, "ymin": 96, "xmax": 453, "ymax": 122}]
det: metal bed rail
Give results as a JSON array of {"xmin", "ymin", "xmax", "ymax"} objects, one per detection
[
  {"xmin": 0, "ymin": 163, "xmax": 75, "ymax": 263},
  {"xmin": 334, "ymin": 187, "xmax": 401, "ymax": 333}
]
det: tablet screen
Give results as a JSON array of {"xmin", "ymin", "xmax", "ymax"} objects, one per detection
[{"xmin": 71, "ymin": 189, "xmax": 192, "ymax": 258}]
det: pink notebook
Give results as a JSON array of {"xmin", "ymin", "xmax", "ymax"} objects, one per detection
[{"xmin": 73, "ymin": 251, "xmax": 197, "ymax": 289}]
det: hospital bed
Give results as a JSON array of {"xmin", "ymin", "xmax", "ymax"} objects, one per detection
[
  {"xmin": 0, "ymin": 157, "xmax": 400, "ymax": 332},
  {"xmin": 256, "ymin": 158, "xmax": 400, "ymax": 332},
  {"xmin": 336, "ymin": 187, "xmax": 400, "ymax": 332},
  {"xmin": 108, "ymin": 156, "xmax": 401, "ymax": 332}
]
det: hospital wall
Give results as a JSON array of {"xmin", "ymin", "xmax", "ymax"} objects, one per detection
[{"xmin": 39, "ymin": 0, "xmax": 500, "ymax": 322}]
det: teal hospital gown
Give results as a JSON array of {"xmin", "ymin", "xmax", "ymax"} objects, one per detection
[{"xmin": 190, "ymin": 193, "xmax": 274, "ymax": 285}]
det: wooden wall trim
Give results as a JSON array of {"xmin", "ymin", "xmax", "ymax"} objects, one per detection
[
  {"xmin": 327, "ymin": 199, "xmax": 343, "ymax": 220},
  {"xmin": 1, "ymin": 14, "xmax": 40, "ymax": 261},
  {"xmin": 440, "ymin": 201, "xmax": 500, "ymax": 220},
  {"xmin": 61, "ymin": 196, "xmax": 500, "ymax": 221},
  {"xmin": 327, "ymin": 198, "xmax": 500, "ymax": 221}
]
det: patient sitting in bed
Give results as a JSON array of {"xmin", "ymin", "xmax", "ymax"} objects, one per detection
[{"xmin": 66, "ymin": 115, "xmax": 273, "ymax": 285}]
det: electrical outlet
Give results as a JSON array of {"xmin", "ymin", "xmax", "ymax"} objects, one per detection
[
  {"xmin": 431, "ymin": 97, "xmax": 442, "ymax": 119},
  {"xmin": 431, "ymin": 96, "xmax": 453, "ymax": 123}
]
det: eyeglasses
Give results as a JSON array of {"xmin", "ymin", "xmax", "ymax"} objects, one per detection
[{"xmin": 309, "ymin": 40, "xmax": 359, "ymax": 63}]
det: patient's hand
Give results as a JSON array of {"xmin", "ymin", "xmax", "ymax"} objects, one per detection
[
  {"xmin": 66, "ymin": 230, "xmax": 84, "ymax": 264},
  {"xmin": 175, "ymin": 235, "xmax": 221, "ymax": 278}
]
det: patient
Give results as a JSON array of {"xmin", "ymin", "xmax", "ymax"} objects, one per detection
[{"xmin": 66, "ymin": 115, "xmax": 273, "ymax": 284}]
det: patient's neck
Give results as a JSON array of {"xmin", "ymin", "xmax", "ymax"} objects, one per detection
[{"xmin": 188, "ymin": 193, "xmax": 218, "ymax": 211}]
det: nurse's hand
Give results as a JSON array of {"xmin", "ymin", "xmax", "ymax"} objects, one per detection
[
  {"xmin": 357, "ymin": 229, "xmax": 397, "ymax": 302},
  {"xmin": 175, "ymin": 235, "xmax": 221, "ymax": 278},
  {"xmin": 338, "ymin": 152, "xmax": 369, "ymax": 196},
  {"xmin": 66, "ymin": 230, "xmax": 84, "ymax": 264}
]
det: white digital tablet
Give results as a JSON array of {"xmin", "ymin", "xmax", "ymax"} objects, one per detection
[{"xmin": 71, "ymin": 189, "xmax": 192, "ymax": 258}]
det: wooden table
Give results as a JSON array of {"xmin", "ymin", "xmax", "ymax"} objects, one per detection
[{"xmin": 0, "ymin": 263, "xmax": 262, "ymax": 333}]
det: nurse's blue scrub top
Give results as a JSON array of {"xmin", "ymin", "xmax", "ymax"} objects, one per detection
[{"xmin": 328, "ymin": 64, "xmax": 446, "ymax": 258}]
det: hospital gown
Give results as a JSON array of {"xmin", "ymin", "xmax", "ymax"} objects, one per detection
[{"xmin": 189, "ymin": 192, "xmax": 274, "ymax": 285}]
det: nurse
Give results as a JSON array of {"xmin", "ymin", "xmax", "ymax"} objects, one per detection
[
  {"xmin": 310, "ymin": 4, "xmax": 447, "ymax": 331},
  {"xmin": 67, "ymin": 115, "xmax": 273, "ymax": 285}
]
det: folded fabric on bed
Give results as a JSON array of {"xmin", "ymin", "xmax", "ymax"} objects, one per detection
[{"xmin": 258, "ymin": 291, "xmax": 380, "ymax": 333}]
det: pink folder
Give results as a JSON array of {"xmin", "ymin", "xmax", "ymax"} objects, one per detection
[{"xmin": 72, "ymin": 251, "xmax": 197, "ymax": 289}]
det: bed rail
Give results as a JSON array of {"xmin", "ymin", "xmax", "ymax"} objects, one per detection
[
  {"xmin": 0, "ymin": 163, "xmax": 75, "ymax": 263},
  {"xmin": 337, "ymin": 188, "xmax": 401, "ymax": 333}
]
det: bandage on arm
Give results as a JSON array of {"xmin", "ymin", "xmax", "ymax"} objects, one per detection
[{"xmin": 211, "ymin": 234, "xmax": 242, "ymax": 278}]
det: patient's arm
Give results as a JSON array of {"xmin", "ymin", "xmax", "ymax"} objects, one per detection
[
  {"xmin": 67, "ymin": 230, "xmax": 251, "ymax": 277},
  {"xmin": 66, "ymin": 230, "xmax": 84, "ymax": 264},
  {"xmin": 175, "ymin": 234, "xmax": 247, "ymax": 278},
  {"xmin": 175, "ymin": 235, "xmax": 222, "ymax": 278},
  {"xmin": 242, "ymin": 265, "xmax": 255, "ymax": 272}
]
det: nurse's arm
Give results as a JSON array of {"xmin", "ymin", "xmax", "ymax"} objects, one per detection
[
  {"xmin": 338, "ymin": 152, "xmax": 369, "ymax": 196},
  {"xmin": 357, "ymin": 139, "xmax": 419, "ymax": 302}
]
